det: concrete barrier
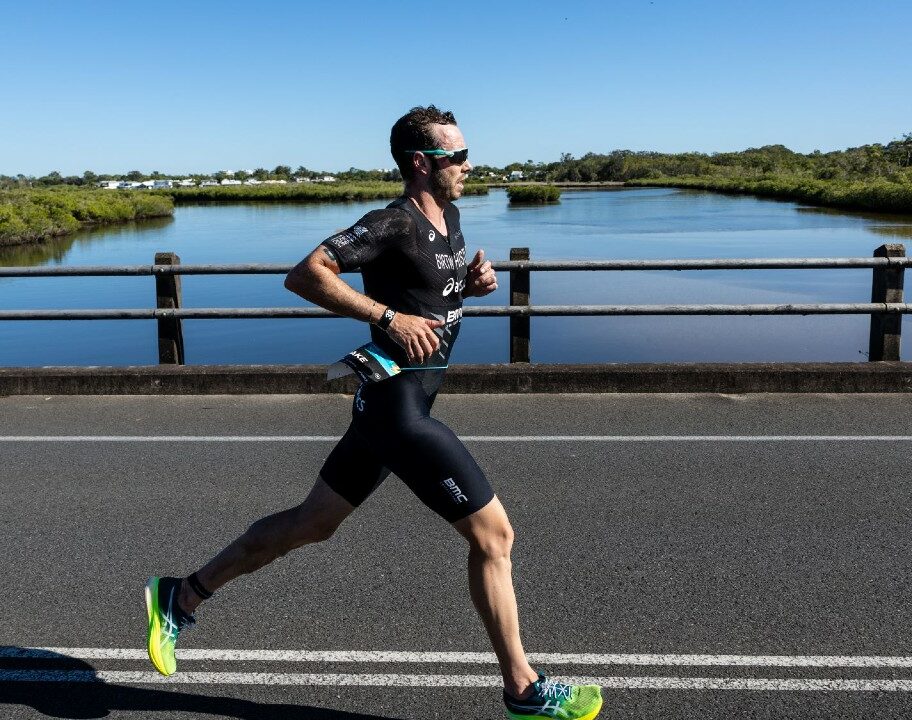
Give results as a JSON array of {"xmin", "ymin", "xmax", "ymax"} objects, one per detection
[{"xmin": 1, "ymin": 362, "xmax": 911, "ymax": 395}]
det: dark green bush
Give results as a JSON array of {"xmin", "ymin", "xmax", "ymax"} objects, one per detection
[
  {"xmin": 0, "ymin": 188, "xmax": 173, "ymax": 246},
  {"xmin": 507, "ymin": 185, "xmax": 561, "ymax": 204},
  {"xmin": 0, "ymin": 182, "xmax": 490, "ymax": 246},
  {"xmin": 161, "ymin": 182, "xmax": 488, "ymax": 204}
]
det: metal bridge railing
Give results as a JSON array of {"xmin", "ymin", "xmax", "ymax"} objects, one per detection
[{"xmin": 0, "ymin": 244, "xmax": 906, "ymax": 364}]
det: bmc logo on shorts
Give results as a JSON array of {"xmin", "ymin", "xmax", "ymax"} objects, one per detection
[{"xmin": 441, "ymin": 477, "xmax": 468, "ymax": 504}]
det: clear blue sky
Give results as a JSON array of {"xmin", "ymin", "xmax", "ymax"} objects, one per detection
[{"xmin": 2, "ymin": 0, "xmax": 910, "ymax": 176}]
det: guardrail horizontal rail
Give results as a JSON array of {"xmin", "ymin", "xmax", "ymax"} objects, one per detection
[
  {"xmin": 1, "ymin": 244, "xmax": 906, "ymax": 365},
  {"xmin": 1, "ymin": 303, "xmax": 909, "ymax": 321},
  {"xmin": 3, "ymin": 257, "xmax": 912, "ymax": 278}
]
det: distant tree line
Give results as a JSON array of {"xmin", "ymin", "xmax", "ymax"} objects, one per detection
[
  {"xmin": 3, "ymin": 133, "xmax": 910, "ymax": 189},
  {"xmin": 473, "ymin": 133, "xmax": 912, "ymax": 184},
  {"xmin": 0, "ymin": 165, "xmax": 402, "ymax": 189}
]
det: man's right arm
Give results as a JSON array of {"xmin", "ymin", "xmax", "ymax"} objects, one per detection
[
  {"xmin": 284, "ymin": 247, "xmax": 443, "ymax": 363},
  {"xmin": 284, "ymin": 247, "xmax": 377, "ymax": 323}
]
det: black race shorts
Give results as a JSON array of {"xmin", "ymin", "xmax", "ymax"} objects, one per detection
[{"xmin": 319, "ymin": 372, "xmax": 494, "ymax": 523}]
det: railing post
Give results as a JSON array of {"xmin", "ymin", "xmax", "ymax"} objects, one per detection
[
  {"xmin": 868, "ymin": 243, "xmax": 905, "ymax": 361},
  {"xmin": 155, "ymin": 252, "xmax": 185, "ymax": 365},
  {"xmin": 510, "ymin": 247, "xmax": 530, "ymax": 363}
]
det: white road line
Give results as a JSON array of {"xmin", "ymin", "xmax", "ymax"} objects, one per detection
[
  {"xmin": 2, "ymin": 671, "xmax": 912, "ymax": 691},
  {"xmin": 2, "ymin": 435, "xmax": 912, "ymax": 442},
  {"xmin": 0, "ymin": 436, "xmax": 340, "ymax": 442},
  {"xmin": 7, "ymin": 648, "xmax": 912, "ymax": 668},
  {"xmin": 465, "ymin": 436, "xmax": 912, "ymax": 442}
]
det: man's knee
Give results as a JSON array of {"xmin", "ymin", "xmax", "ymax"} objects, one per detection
[
  {"xmin": 455, "ymin": 496, "xmax": 515, "ymax": 559},
  {"xmin": 244, "ymin": 506, "xmax": 340, "ymax": 559},
  {"xmin": 299, "ymin": 515, "xmax": 339, "ymax": 544},
  {"xmin": 470, "ymin": 520, "xmax": 514, "ymax": 560},
  {"xmin": 283, "ymin": 477, "xmax": 354, "ymax": 549},
  {"xmin": 285, "ymin": 505, "xmax": 341, "ymax": 548}
]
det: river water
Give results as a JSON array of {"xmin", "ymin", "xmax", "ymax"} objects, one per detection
[{"xmin": 1, "ymin": 188, "xmax": 910, "ymax": 366}]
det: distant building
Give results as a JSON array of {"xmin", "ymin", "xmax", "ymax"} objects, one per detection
[
  {"xmin": 200, "ymin": 180, "xmax": 219, "ymax": 187},
  {"xmin": 262, "ymin": 179, "xmax": 287, "ymax": 185},
  {"xmin": 152, "ymin": 179, "xmax": 173, "ymax": 189},
  {"xmin": 509, "ymin": 170, "xmax": 524, "ymax": 180},
  {"xmin": 244, "ymin": 178, "xmax": 261, "ymax": 185},
  {"xmin": 117, "ymin": 181, "xmax": 141, "ymax": 190},
  {"xmin": 320, "ymin": 175, "xmax": 337, "ymax": 182},
  {"xmin": 97, "ymin": 181, "xmax": 120, "ymax": 190},
  {"xmin": 220, "ymin": 179, "xmax": 242, "ymax": 185},
  {"xmin": 294, "ymin": 177, "xmax": 312, "ymax": 183},
  {"xmin": 177, "ymin": 179, "xmax": 196, "ymax": 187}
]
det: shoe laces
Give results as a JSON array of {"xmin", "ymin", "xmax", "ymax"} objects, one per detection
[
  {"xmin": 163, "ymin": 585, "xmax": 196, "ymax": 639},
  {"xmin": 163, "ymin": 610, "xmax": 195, "ymax": 640},
  {"xmin": 538, "ymin": 677, "xmax": 573, "ymax": 701}
]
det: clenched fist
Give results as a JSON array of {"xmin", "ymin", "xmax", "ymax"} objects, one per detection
[
  {"xmin": 464, "ymin": 249, "xmax": 497, "ymax": 297},
  {"xmin": 386, "ymin": 312, "xmax": 444, "ymax": 364}
]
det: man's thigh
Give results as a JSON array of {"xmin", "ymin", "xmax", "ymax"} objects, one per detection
[
  {"xmin": 382, "ymin": 416, "xmax": 495, "ymax": 524},
  {"xmin": 319, "ymin": 424, "xmax": 391, "ymax": 508}
]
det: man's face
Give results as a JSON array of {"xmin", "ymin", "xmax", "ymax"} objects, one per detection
[{"xmin": 427, "ymin": 124, "xmax": 472, "ymax": 202}]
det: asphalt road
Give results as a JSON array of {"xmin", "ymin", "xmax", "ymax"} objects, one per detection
[{"xmin": 2, "ymin": 392, "xmax": 912, "ymax": 719}]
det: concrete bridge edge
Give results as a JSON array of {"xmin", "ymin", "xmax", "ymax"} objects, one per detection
[{"xmin": 0, "ymin": 363, "xmax": 911, "ymax": 394}]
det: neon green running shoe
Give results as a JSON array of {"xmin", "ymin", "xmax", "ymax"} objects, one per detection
[
  {"xmin": 503, "ymin": 673, "xmax": 603, "ymax": 720},
  {"xmin": 144, "ymin": 576, "xmax": 194, "ymax": 676}
]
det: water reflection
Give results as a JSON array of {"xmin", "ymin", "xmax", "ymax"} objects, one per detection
[
  {"xmin": 0, "ymin": 216, "xmax": 175, "ymax": 267},
  {"xmin": 795, "ymin": 206, "xmax": 912, "ymax": 242},
  {"xmin": 0, "ymin": 235, "xmax": 79, "ymax": 266},
  {"xmin": 868, "ymin": 225, "xmax": 912, "ymax": 240},
  {"xmin": 796, "ymin": 205, "xmax": 912, "ymax": 223}
]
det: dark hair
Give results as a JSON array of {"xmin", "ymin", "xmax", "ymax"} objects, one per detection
[{"xmin": 390, "ymin": 105, "xmax": 457, "ymax": 181}]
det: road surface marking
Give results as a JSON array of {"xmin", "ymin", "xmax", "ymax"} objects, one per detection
[
  {"xmin": 2, "ymin": 670, "xmax": 912, "ymax": 691},
  {"xmin": 2, "ymin": 435, "xmax": 912, "ymax": 442},
  {"xmin": 7, "ymin": 647, "xmax": 912, "ymax": 667}
]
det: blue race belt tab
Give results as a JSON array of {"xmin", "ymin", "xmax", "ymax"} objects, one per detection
[{"xmin": 327, "ymin": 342, "xmax": 401, "ymax": 384}]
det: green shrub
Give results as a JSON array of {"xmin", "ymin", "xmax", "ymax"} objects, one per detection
[
  {"xmin": 0, "ymin": 182, "xmax": 490, "ymax": 246},
  {"xmin": 462, "ymin": 182, "xmax": 489, "ymax": 196},
  {"xmin": 506, "ymin": 185, "xmax": 561, "ymax": 204},
  {"xmin": 161, "ymin": 181, "xmax": 488, "ymax": 204},
  {"xmin": 0, "ymin": 188, "xmax": 174, "ymax": 246}
]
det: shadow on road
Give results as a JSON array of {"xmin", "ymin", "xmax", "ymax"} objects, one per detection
[{"xmin": 0, "ymin": 648, "xmax": 404, "ymax": 720}]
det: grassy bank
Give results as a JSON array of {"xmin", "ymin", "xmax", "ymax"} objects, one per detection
[
  {"xmin": 0, "ymin": 182, "xmax": 490, "ymax": 247},
  {"xmin": 507, "ymin": 185, "xmax": 561, "ymax": 204},
  {"xmin": 161, "ymin": 181, "xmax": 488, "ymax": 204},
  {"xmin": 0, "ymin": 188, "xmax": 174, "ymax": 246},
  {"xmin": 625, "ymin": 176, "xmax": 912, "ymax": 214}
]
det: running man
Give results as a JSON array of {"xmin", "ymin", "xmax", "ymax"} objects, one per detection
[{"xmin": 145, "ymin": 105, "xmax": 602, "ymax": 720}]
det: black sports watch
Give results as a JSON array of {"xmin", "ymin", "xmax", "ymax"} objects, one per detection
[{"xmin": 375, "ymin": 306, "xmax": 396, "ymax": 331}]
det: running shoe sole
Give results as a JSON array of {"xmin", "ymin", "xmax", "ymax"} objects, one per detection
[
  {"xmin": 144, "ymin": 576, "xmax": 175, "ymax": 676},
  {"xmin": 505, "ymin": 693, "xmax": 603, "ymax": 720}
]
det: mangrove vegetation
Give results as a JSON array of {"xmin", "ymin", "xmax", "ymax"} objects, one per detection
[
  {"xmin": 3, "ymin": 132, "xmax": 908, "ymax": 246},
  {"xmin": 159, "ymin": 181, "xmax": 488, "ymax": 204},
  {"xmin": 0, "ymin": 188, "xmax": 173, "ymax": 247},
  {"xmin": 480, "ymin": 133, "xmax": 912, "ymax": 214},
  {"xmin": 0, "ymin": 182, "xmax": 489, "ymax": 246},
  {"xmin": 507, "ymin": 185, "xmax": 561, "ymax": 204}
]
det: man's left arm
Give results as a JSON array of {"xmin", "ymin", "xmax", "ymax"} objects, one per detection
[{"xmin": 463, "ymin": 249, "xmax": 497, "ymax": 298}]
